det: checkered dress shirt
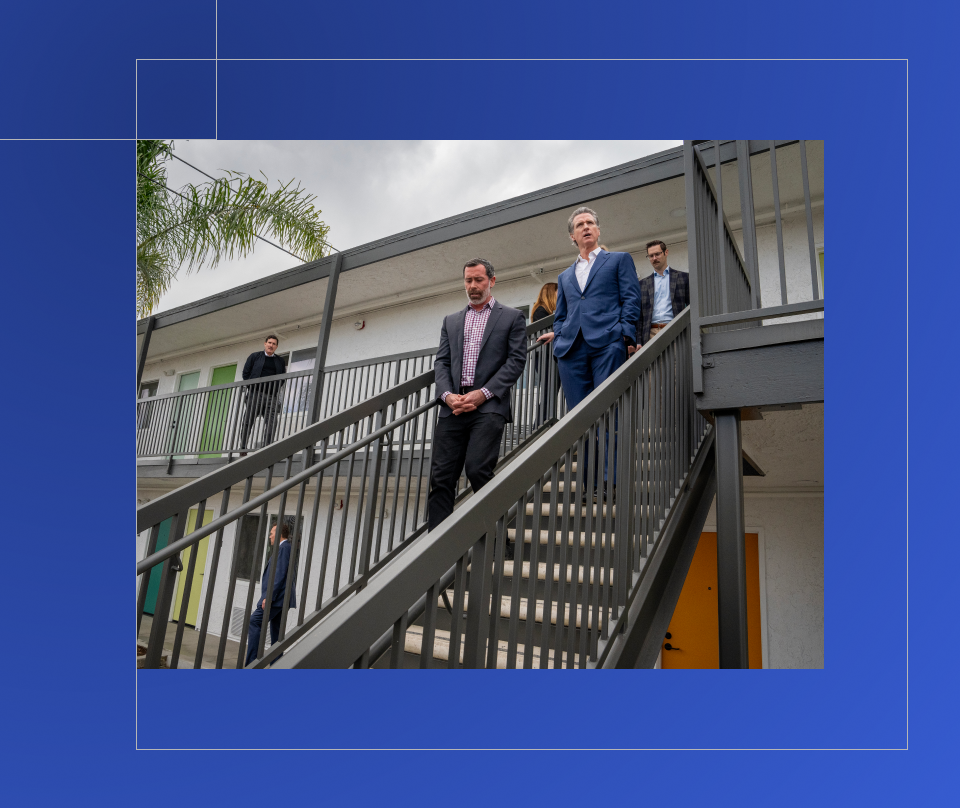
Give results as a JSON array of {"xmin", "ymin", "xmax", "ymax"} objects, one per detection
[{"xmin": 442, "ymin": 298, "xmax": 495, "ymax": 403}]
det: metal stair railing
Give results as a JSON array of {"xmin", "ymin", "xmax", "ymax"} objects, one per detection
[
  {"xmin": 136, "ymin": 316, "xmax": 558, "ymax": 669},
  {"xmin": 136, "ymin": 348, "xmax": 437, "ymax": 461},
  {"xmin": 270, "ymin": 308, "xmax": 712, "ymax": 669}
]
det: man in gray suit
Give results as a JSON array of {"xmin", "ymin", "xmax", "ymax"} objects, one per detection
[{"xmin": 428, "ymin": 259, "xmax": 527, "ymax": 532}]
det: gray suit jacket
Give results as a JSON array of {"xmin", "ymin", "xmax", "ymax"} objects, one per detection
[{"xmin": 434, "ymin": 301, "xmax": 527, "ymax": 422}]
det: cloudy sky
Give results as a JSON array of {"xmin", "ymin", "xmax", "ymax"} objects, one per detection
[{"xmin": 154, "ymin": 140, "xmax": 681, "ymax": 312}]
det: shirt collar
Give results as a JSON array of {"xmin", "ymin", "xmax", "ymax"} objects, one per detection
[
  {"xmin": 578, "ymin": 247, "xmax": 602, "ymax": 264},
  {"xmin": 654, "ymin": 266, "xmax": 671, "ymax": 278},
  {"xmin": 467, "ymin": 297, "xmax": 495, "ymax": 312}
]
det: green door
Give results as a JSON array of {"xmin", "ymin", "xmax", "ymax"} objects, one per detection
[
  {"xmin": 171, "ymin": 371, "xmax": 201, "ymax": 456},
  {"xmin": 142, "ymin": 517, "xmax": 173, "ymax": 615},
  {"xmin": 172, "ymin": 508, "xmax": 214, "ymax": 625},
  {"xmin": 200, "ymin": 364, "xmax": 237, "ymax": 458}
]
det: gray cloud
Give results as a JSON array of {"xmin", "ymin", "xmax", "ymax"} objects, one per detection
[{"xmin": 154, "ymin": 140, "xmax": 680, "ymax": 312}]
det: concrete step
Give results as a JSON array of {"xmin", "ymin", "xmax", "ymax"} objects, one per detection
[
  {"xmin": 439, "ymin": 591, "xmax": 606, "ymax": 630},
  {"xmin": 468, "ymin": 559, "xmax": 613, "ymax": 585},
  {"xmin": 507, "ymin": 527, "xmax": 615, "ymax": 548},
  {"xmin": 404, "ymin": 625, "xmax": 578, "ymax": 669},
  {"xmin": 525, "ymin": 501, "xmax": 617, "ymax": 518}
]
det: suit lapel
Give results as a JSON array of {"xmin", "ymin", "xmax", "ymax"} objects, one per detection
[
  {"xmin": 478, "ymin": 303, "xmax": 503, "ymax": 353},
  {"xmin": 581, "ymin": 250, "xmax": 610, "ymax": 294}
]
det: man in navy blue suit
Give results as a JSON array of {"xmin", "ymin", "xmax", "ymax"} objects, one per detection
[
  {"xmin": 540, "ymin": 207, "xmax": 642, "ymax": 409},
  {"xmin": 245, "ymin": 521, "xmax": 297, "ymax": 666},
  {"xmin": 538, "ymin": 207, "xmax": 641, "ymax": 500}
]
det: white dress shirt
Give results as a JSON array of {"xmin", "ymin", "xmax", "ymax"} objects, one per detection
[{"xmin": 574, "ymin": 247, "xmax": 603, "ymax": 292}]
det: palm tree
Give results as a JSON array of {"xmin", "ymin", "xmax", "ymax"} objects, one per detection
[{"xmin": 137, "ymin": 140, "xmax": 332, "ymax": 317}]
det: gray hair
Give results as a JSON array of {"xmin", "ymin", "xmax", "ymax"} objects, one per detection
[{"xmin": 567, "ymin": 206, "xmax": 599, "ymax": 235}]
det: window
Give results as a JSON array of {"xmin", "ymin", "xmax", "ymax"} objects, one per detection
[{"xmin": 137, "ymin": 380, "xmax": 159, "ymax": 429}]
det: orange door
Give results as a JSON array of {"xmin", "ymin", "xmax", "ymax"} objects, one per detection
[{"xmin": 661, "ymin": 533, "xmax": 762, "ymax": 669}]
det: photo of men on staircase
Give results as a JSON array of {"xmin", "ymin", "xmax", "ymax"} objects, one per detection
[{"xmin": 137, "ymin": 140, "xmax": 823, "ymax": 671}]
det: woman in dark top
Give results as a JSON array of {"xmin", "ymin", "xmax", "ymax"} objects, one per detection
[{"xmin": 531, "ymin": 282, "xmax": 557, "ymax": 323}]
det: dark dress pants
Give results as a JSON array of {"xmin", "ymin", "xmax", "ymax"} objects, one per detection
[
  {"xmin": 427, "ymin": 410, "xmax": 506, "ymax": 531},
  {"xmin": 245, "ymin": 601, "xmax": 283, "ymax": 666},
  {"xmin": 557, "ymin": 333, "xmax": 626, "ymax": 484},
  {"xmin": 239, "ymin": 392, "xmax": 279, "ymax": 449}
]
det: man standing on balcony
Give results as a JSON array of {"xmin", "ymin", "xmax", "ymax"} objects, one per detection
[
  {"xmin": 428, "ymin": 259, "xmax": 527, "ymax": 537},
  {"xmin": 245, "ymin": 522, "xmax": 297, "ymax": 667},
  {"xmin": 539, "ymin": 207, "xmax": 641, "ymax": 407},
  {"xmin": 238, "ymin": 335, "xmax": 287, "ymax": 456},
  {"xmin": 632, "ymin": 240, "xmax": 690, "ymax": 350}
]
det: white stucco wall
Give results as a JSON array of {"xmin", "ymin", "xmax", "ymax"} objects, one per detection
[{"xmin": 704, "ymin": 494, "xmax": 824, "ymax": 669}]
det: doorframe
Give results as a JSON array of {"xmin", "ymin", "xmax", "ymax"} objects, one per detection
[
  {"xmin": 701, "ymin": 523, "xmax": 769, "ymax": 669},
  {"xmin": 207, "ymin": 362, "xmax": 238, "ymax": 387}
]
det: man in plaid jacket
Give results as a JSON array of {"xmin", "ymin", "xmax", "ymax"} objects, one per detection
[{"xmin": 633, "ymin": 240, "xmax": 690, "ymax": 349}]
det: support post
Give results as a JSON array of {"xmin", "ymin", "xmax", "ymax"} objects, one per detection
[
  {"xmin": 302, "ymin": 252, "xmax": 343, "ymax": 465},
  {"xmin": 137, "ymin": 315, "xmax": 156, "ymax": 394},
  {"xmin": 714, "ymin": 409, "xmax": 748, "ymax": 668}
]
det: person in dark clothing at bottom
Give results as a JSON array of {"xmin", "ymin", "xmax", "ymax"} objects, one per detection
[
  {"xmin": 238, "ymin": 335, "xmax": 287, "ymax": 455},
  {"xmin": 245, "ymin": 522, "xmax": 297, "ymax": 667},
  {"xmin": 427, "ymin": 259, "xmax": 527, "ymax": 557}
]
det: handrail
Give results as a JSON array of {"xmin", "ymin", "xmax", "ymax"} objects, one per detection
[{"xmin": 272, "ymin": 309, "xmax": 709, "ymax": 669}]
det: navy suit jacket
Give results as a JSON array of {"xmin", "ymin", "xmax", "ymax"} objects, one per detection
[
  {"xmin": 434, "ymin": 300, "xmax": 527, "ymax": 422},
  {"xmin": 637, "ymin": 267, "xmax": 690, "ymax": 345},
  {"xmin": 552, "ymin": 250, "xmax": 642, "ymax": 359},
  {"xmin": 260, "ymin": 540, "xmax": 296, "ymax": 609}
]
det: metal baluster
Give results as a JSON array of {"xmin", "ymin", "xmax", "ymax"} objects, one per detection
[
  {"xmin": 553, "ymin": 446, "xmax": 573, "ymax": 668},
  {"xmin": 538, "ymin": 459, "xmax": 561, "ymax": 666},
  {"xmin": 316, "ymin": 428, "xmax": 346, "ymax": 611},
  {"xmin": 447, "ymin": 553, "xmax": 468, "ymax": 669},
  {"xmin": 770, "ymin": 140, "xmax": 788, "ymax": 305},
  {"xmin": 194, "ymin": 486, "xmax": 232, "ymax": 667},
  {"xmin": 297, "ymin": 440, "xmax": 328, "ymax": 626},
  {"xmin": 216, "ymin": 476, "xmax": 253, "ymax": 667},
  {"xmin": 486, "ymin": 516, "xmax": 507, "ymax": 668},
  {"xmin": 567, "ymin": 436, "xmax": 585, "ymax": 667},
  {"xmin": 523, "ymin": 477, "xmax": 543, "ymax": 669},
  {"xmin": 505, "ymin": 492, "xmax": 526, "ymax": 669},
  {"xmin": 136, "ymin": 522, "xmax": 161, "ymax": 637},
  {"xmin": 236, "ymin": 465, "xmax": 273, "ymax": 668},
  {"xmin": 420, "ymin": 581, "xmax": 439, "ymax": 669},
  {"xmin": 257, "ymin": 457, "xmax": 293, "ymax": 662},
  {"xmin": 332, "ymin": 423, "xmax": 359, "ymax": 596},
  {"xmin": 389, "ymin": 609, "xmax": 409, "ymax": 669},
  {"xmin": 170, "ymin": 499, "xmax": 207, "ymax": 668}
]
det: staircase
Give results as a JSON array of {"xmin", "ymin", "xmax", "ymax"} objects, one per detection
[
  {"xmin": 137, "ymin": 306, "xmax": 717, "ymax": 670},
  {"xmin": 269, "ymin": 309, "xmax": 716, "ymax": 670}
]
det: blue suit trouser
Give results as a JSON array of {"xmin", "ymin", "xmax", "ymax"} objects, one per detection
[
  {"xmin": 246, "ymin": 602, "xmax": 284, "ymax": 666},
  {"xmin": 557, "ymin": 332, "xmax": 625, "ymax": 484}
]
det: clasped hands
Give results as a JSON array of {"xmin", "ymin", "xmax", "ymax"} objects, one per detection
[{"xmin": 446, "ymin": 389, "xmax": 487, "ymax": 415}]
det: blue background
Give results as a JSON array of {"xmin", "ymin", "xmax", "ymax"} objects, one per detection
[{"xmin": 0, "ymin": 0, "xmax": 952, "ymax": 803}]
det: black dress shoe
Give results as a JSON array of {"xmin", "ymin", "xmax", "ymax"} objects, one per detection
[
  {"xmin": 601, "ymin": 483, "xmax": 616, "ymax": 502},
  {"xmin": 504, "ymin": 541, "xmax": 515, "ymax": 561}
]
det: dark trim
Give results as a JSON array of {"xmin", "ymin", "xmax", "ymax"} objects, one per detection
[
  {"xmin": 698, "ymin": 339, "xmax": 824, "ymax": 411},
  {"xmin": 698, "ymin": 299, "xmax": 824, "ymax": 329},
  {"xmin": 701, "ymin": 318, "xmax": 823, "ymax": 355},
  {"xmin": 136, "ymin": 142, "xmax": 800, "ymax": 335},
  {"xmin": 136, "ymin": 315, "xmax": 156, "ymax": 393}
]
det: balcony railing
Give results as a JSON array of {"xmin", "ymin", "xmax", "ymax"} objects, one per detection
[
  {"xmin": 684, "ymin": 140, "xmax": 824, "ymax": 392},
  {"xmin": 136, "ymin": 349, "xmax": 436, "ymax": 461}
]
